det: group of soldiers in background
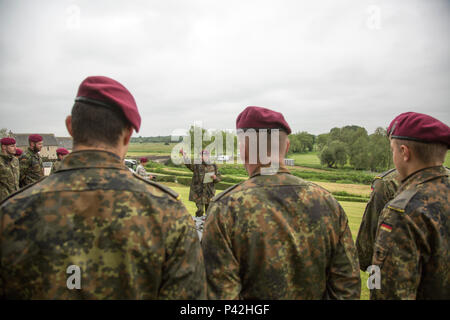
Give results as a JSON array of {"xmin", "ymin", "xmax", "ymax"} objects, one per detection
[
  {"xmin": 0, "ymin": 75, "xmax": 448, "ymax": 299},
  {"xmin": 0, "ymin": 134, "xmax": 70, "ymax": 202}
]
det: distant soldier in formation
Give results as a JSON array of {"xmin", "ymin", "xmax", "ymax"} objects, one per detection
[
  {"xmin": 14, "ymin": 148, "xmax": 23, "ymax": 158},
  {"xmin": 50, "ymin": 147, "xmax": 69, "ymax": 174},
  {"xmin": 181, "ymin": 149, "xmax": 221, "ymax": 218},
  {"xmin": 19, "ymin": 134, "xmax": 44, "ymax": 187},
  {"xmin": 0, "ymin": 137, "xmax": 20, "ymax": 202},
  {"xmin": 370, "ymin": 112, "xmax": 449, "ymax": 299},
  {"xmin": 356, "ymin": 168, "xmax": 399, "ymax": 271},
  {"xmin": 136, "ymin": 157, "xmax": 154, "ymax": 180},
  {"xmin": 201, "ymin": 106, "xmax": 361, "ymax": 300},
  {"xmin": 0, "ymin": 76, "xmax": 206, "ymax": 299}
]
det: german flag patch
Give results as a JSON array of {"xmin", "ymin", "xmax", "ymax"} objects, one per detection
[{"xmin": 380, "ymin": 222, "xmax": 392, "ymax": 232}]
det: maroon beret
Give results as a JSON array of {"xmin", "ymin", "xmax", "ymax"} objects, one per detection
[
  {"xmin": 75, "ymin": 76, "xmax": 141, "ymax": 132},
  {"xmin": 388, "ymin": 112, "xmax": 450, "ymax": 147},
  {"xmin": 140, "ymin": 157, "xmax": 148, "ymax": 163},
  {"xmin": 56, "ymin": 147, "xmax": 69, "ymax": 156},
  {"xmin": 236, "ymin": 106, "xmax": 291, "ymax": 134},
  {"xmin": 1, "ymin": 137, "xmax": 16, "ymax": 145},
  {"xmin": 29, "ymin": 134, "xmax": 43, "ymax": 142},
  {"xmin": 15, "ymin": 148, "xmax": 23, "ymax": 156}
]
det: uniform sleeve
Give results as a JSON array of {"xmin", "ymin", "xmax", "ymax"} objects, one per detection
[
  {"xmin": 158, "ymin": 200, "xmax": 207, "ymax": 300},
  {"xmin": 326, "ymin": 203, "xmax": 361, "ymax": 300},
  {"xmin": 19, "ymin": 156, "xmax": 29, "ymax": 186},
  {"xmin": 213, "ymin": 165, "xmax": 221, "ymax": 183},
  {"xmin": 370, "ymin": 208, "xmax": 423, "ymax": 300},
  {"xmin": 356, "ymin": 179, "xmax": 392, "ymax": 271},
  {"xmin": 202, "ymin": 200, "xmax": 241, "ymax": 300}
]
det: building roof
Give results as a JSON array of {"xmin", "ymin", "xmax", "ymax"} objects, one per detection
[
  {"xmin": 13, "ymin": 133, "xmax": 59, "ymax": 147},
  {"xmin": 56, "ymin": 137, "xmax": 73, "ymax": 150}
]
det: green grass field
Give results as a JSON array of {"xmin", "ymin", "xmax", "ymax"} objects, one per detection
[
  {"xmin": 162, "ymin": 182, "xmax": 370, "ymax": 300},
  {"xmin": 127, "ymin": 142, "xmax": 177, "ymax": 156}
]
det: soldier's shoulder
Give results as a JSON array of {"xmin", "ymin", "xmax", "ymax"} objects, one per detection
[
  {"xmin": 386, "ymin": 188, "xmax": 418, "ymax": 213},
  {"xmin": 211, "ymin": 181, "xmax": 245, "ymax": 202},
  {"xmin": 132, "ymin": 172, "xmax": 181, "ymax": 201},
  {"xmin": 372, "ymin": 168, "xmax": 399, "ymax": 189}
]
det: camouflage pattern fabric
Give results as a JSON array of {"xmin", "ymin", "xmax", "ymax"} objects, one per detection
[
  {"xmin": 19, "ymin": 147, "xmax": 44, "ymax": 187},
  {"xmin": 356, "ymin": 168, "xmax": 400, "ymax": 271},
  {"xmin": 0, "ymin": 150, "xmax": 206, "ymax": 299},
  {"xmin": 184, "ymin": 162, "xmax": 221, "ymax": 205},
  {"xmin": 202, "ymin": 166, "xmax": 361, "ymax": 300},
  {"xmin": 370, "ymin": 166, "xmax": 450, "ymax": 300},
  {"xmin": 50, "ymin": 159, "xmax": 62, "ymax": 175},
  {"xmin": 0, "ymin": 154, "xmax": 20, "ymax": 202}
]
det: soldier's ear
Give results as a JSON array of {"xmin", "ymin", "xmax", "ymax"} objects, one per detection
[
  {"xmin": 123, "ymin": 126, "xmax": 133, "ymax": 146},
  {"xmin": 65, "ymin": 116, "xmax": 73, "ymax": 137}
]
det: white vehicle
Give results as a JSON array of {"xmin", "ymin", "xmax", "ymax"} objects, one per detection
[
  {"xmin": 124, "ymin": 159, "xmax": 137, "ymax": 173},
  {"xmin": 215, "ymin": 155, "xmax": 231, "ymax": 162}
]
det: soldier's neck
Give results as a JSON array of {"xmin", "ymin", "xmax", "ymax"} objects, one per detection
[{"xmin": 73, "ymin": 144, "xmax": 126, "ymax": 161}]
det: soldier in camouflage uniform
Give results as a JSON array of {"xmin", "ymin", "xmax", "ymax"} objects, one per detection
[
  {"xmin": 19, "ymin": 134, "xmax": 44, "ymax": 187},
  {"xmin": 202, "ymin": 106, "xmax": 361, "ymax": 300},
  {"xmin": 50, "ymin": 147, "xmax": 69, "ymax": 174},
  {"xmin": 356, "ymin": 168, "xmax": 399, "ymax": 271},
  {"xmin": 182, "ymin": 149, "xmax": 221, "ymax": 217},
  {"xmin": 0, "ymin": 138, "xmax": 20, "ymax": 202},
  {"xmin": 370, "ymin": 112, "xmax": 450, "ymax": 299},
  {"xmin": 0, "ymin": 76, "xmax": 206, "ymax": 299}
]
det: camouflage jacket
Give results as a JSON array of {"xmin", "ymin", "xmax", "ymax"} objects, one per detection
[
  {"xmin": 371, "ymin": 166, "xmax": 450, "ymax": 300},
  {"xmin": 50, "ymin": 159, "xmax": 62, "ymax": 175},
  {"xmin": 356, "ymin": 168, "xmax": 400, "ymax": 271},
  {"xmin": 19, "ymin": 147, "xmax": 44, "ymax": 187},
  {"xmin": 184, "ymin": 161, "xmax": 221, "ymax": 204},
  {"xmin": 0, "ymin": 150, "xmax": 206, "ymax": 299},
  {"xmin": 201, "ymin": 166, "xmax": 361, "ymax": 300},
  {"xmin": 0, "ymin": 154, "xmax": 20, "ymax": 202}
]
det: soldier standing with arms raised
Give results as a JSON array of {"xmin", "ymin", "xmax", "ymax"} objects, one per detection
[
  {"xmin": 0, "ymin": 76, "xmax": 206, "ymax": 299},
  {"xmin": 370, "ymin": 112, "xmax": 449, "ymax": 299},
  {"xmin": 0, "ymin": 137, "xmax": 20, "ymax": 202},
  {"xmin": 202, "ymin": 106, "xmax": 361, "ymax": 299},
  {"xmin": 19, "ymin": 134, "xmax": 44, "ymax": 187}
]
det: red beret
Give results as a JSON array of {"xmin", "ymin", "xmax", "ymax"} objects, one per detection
[
  {"xmin": 236, "ymin": 106, "xmax": 291, "ymax": 134},
  {"xmin": 15, "ymin": 148, "xmax": 23, "ymax": 156},
  {"xmin": 388, "ymin": 112, "xmax": 450, "ymax": 147},
  {"xmin": 56, "ymin": 147, "xmax": 69, "ymax": 156},
  {"xmin": 75, "ymin": 76, "xmax": 141, "ymax": 132},
  {"xmin": 29, "ymin": 134, "xmax": 43, "ymax": 142},
  {"xmin": 140, "ymin": 157, "xmax": 148, "ymax": 163},
  {"xmin": 1, "ymin": 137, "xmax": 16, "ymax": 145}
]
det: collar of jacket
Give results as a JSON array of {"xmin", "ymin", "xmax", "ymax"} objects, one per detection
[
  {"xmin": 249, "ymin": 164, "xmax": 291, "ymax": 178},
  {"xmin": 57, "ymin": 149, "xmax": 125, "ymax": 171},
  {"xmin": 398, "ymin": 165, "xmax": 448, "ymax": 193}
]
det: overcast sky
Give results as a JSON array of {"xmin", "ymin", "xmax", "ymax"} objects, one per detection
[{"xmin": 0, "ymin": 0, "xmax": 448, "ymax": 138}]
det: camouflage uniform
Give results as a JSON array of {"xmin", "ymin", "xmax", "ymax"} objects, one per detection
[
  {"xmin": 19, "ymin": 147, "xmax": 44, "ymax": 187},
  {"xmin": 0, "ymin": 153, "xmax": 20, "ymax": 202},
  {"xmin": 0, "ymin": 150, "xmax": 206, "ymax": 299},
  {"xmin": 356, "ymin": 168, "xmax": 400, "ymax": 271},
  {"xmin": 184, "ymin": 161, "xmax": 221, "ymax": 216},
  {"xmin": 371, "ymin": 166, "xmax": 450, "ymax": 299},
  {"xmin": 50, "ymin": 159, "xmax": 62, "ymax": 175},
  {"xmin": 202, "ymin": 166, "xmax": 361, "ymax": 300}
]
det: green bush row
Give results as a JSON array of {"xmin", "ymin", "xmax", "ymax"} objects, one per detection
[{"xmin": 290, "ymin": 170, "xmax": 374, "ymax": 185}]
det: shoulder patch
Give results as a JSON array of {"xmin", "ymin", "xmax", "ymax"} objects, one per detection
[
  {"xmin": 132, "ymin": 173, "xmax": 180, "ymax": 200},
  {"xmin": 212, "ymin": 182, "xmax": 243, "ymax": 202},
  {"xmin": 386, "ymin": 188, "xmax": 418, "ymax": 213},
  {"xmin": 0, "ymin": 176, "xmax": 46, "ymax": 205},
  {"xmin": 372, "ymin": 168, "xmax": 397, "ymax": 188}
]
